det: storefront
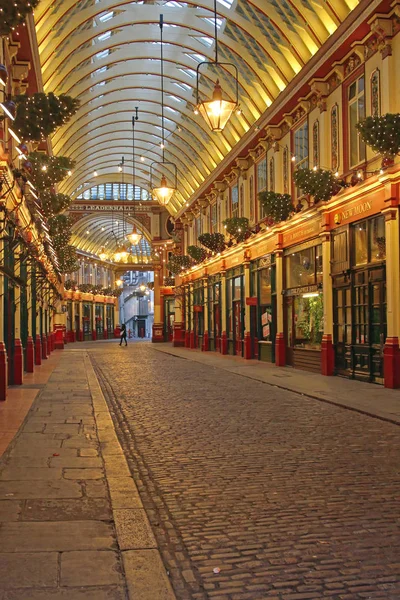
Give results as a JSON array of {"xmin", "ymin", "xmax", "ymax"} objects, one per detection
[
  {"xmin": 284, "ymin": 241, "xmax": 323, "ymax": 372},
  {"xmin": 95, "ymin": 303, "xmax": 104, "ymax": 339},
  {"xmin": 106, "ymin": 304, "xmax": 114, "ymax": 337},
  {"xmin": 332, "ymin": 213, "xmax": 386, "ymax": 383},
  {"xmin": 163, "ymin": 296, "xmax": 175, "ymax": 342},
  {"xmin": 208, "ymin": 275, "xmax": 221, "ymax": 352},
  {"xmin": 226, "ymin": 266, "xmax": 244, "ymax": 356},
  {"xmin": 192, "ymin": 279, "xmax": 204, "ymax": 349},
  {"xmin": 83, "ymin": 303, "xmax": 92, "ymax": 341},
  {"xmin": 251, "ymin": 255, "xmax": 276, "ymax": 362}
]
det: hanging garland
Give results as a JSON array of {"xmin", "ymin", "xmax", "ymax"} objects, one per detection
[
  {"xmin": 198, "ymin": 232, "xmax": 226, "ymax": 253},
  {"xmin": 258, "ymin": 190, "xmax": 294, "ymax": 223},
  {"xmin": 58, "ymin": 245, "xmax": 79, "ymax": 274},
  {"xmin": 40, "ymin": 191, "xmax": 72, "ymax": 218},
  {"xmin": 48, "ymin": 214, "xmax": 73, "ymax": 251},
  {"xmin": 0, "ymin": 0, "xmax": 40, "ymax": 36},
  {"xmin": 187, "ymin": 245, "xmax": 208, "ymax": 264},
  {"xmin": 166, "ymin": 254, "xmax": 192, "ymax": 275},
  {"xmin": 24, "ymin": 152, "xmax": 75, "ymax": 191},
  {"xmin": 223, "ymin": 217, "xmax": 251, "ymax": 243},
  {"xmin": 293, "ymin": 168, "xmax": 345, "ymax": 202},
  {"xmin": 64, "ymin": 279, "xmax": 77, "ymax": 290},
  {"xmin": 14, "ymin": 92, "xmax": 80, "ymax": 142},
  {"xmin": 356, "ymin": 113, "xmax": 400, "ymax": 158}
]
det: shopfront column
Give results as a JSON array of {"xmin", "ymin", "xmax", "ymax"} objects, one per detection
[
  {"xmin": 243, "ymin": 260, "xmax": 252, "ymax": 359},
  {"xmin": 0, "ymin": 236, "xmax": 7, "ymax": 400},
  {"xmin": 383, "ymin": 207, "xmax": 400, "ymax": 388},
  {"xmin": 189, "ymin": 283, "xmax": 195, "ymax": 349},
  {"xmin": 184, "ymin": 285, "xmax": 190, "ymax": 347},
  {"xmin": 220, "ymin": 268, "xmax": 228, "ymax": 355},
  {"xmin": 91, "ymin": 300, "xmax": 96, "ymax": 341},
  {"xmin": 274, "ymin": 249, "xmax": 285, "ymax": 366},
  {"xmin": 13, "ymin": 245, "xmax": 23, "ymax": 384},
  {"xmin": 152, "ymin": 266, "xmax": 163, "ymax": 342},
  {"xmin": 202, "ymin": 277, "xmax": 209, "ymax": 351},
  {"xmin": 173, "ymin": 277, "xmax": 185, "ymax": 347},
  {"xmin": 71, "ymin": 300, "xmax": 76, "ymax": 342},
  {"xmin": 321, "ymin": 233, "xmax": 334, "ymax": 375}
]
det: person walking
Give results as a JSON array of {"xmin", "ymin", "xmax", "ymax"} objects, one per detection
[{"xmin": 119, "ymin": 323, "xmax": 127, "ymax": 346}]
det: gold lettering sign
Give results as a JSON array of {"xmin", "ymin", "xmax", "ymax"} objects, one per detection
[
  {"xmin": 282, "ymin": 219, "xmax": 320, "ymax": 246},
  {"xmin": 333, "ymin": 200, "xmax": 373, "ymax": 226}
]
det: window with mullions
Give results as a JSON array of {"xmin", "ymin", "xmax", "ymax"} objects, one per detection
[
  {"xmin": 211, "ymin": 203, "xmax": 217, "ymax": 233},
  {"xmin": 353, "ymin": 215, "xmax": 386, "ymax": 266},
  {"xmin": 293, "ymin": 121, "xmax": 309, "ymax": 198},
  {"xmin": 257, "ymin": 158, "xmax": 267, "ymax": 219},
  {"xmin": 348, "ymin": 75, "xmax": 366, "ymax": 168},
  {"xmin": 231, "ymin": 184, "xmax": 239, "ymax": 218},
  {"xmin": 78, "ymin": 184, "xmax": 150, "ymax": 201}
]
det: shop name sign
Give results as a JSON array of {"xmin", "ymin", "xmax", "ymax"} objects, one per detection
[
  {"xmin": 285, "ymin": 284, "xmax": 319, "ymax": 297},
  {"xmin": 70, "ymin": 204, "xmax": 144, "ymax": 212},
  {"xmin": 334, "ymin": 200, "xmax": 373, "ymax": 225},
  {"xmin": 283, "ymin": 219, "xmax": 320, "ymax": 246}
]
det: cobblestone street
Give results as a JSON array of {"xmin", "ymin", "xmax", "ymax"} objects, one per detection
[{"xmin": 90, "ymin": 341, "xmax": 400, "ymax": 600}]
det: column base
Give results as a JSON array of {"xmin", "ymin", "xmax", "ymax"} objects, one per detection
[
  {"xmin": 14, "ymin": 339, "xmax": 23, "ymax": 385},
  {"xmin": 244, "ymin": 332, "xmax": 252, "ymax": 360},
  {"xmin": 41, "ymin": 334, "xmax": 48, "ymax": 360},
  {"xmin": 221, "ymin": 331, "xmax": 228, "ymax": 355},
  {"xmin": 321, "ymin": 334, "xmax": 335, "ymax": 376},
  {"xmin": 26, "ymin": 336, "xmax": 34, "ymax": 373},
  {"xmin": 184, "ymin": 331, "xmax": 190, "ymax": 348},
  {"xmin": 202, "ymin": 331, "xmax": 209, "ymax": 351},
  {"xmin": 0, "ymin": 342, "xmax": 7, "ymax": 401},
  {"xmin": 275, "ymin": 333, "xmax": 286, "ymax": 366},
  {"xmin": 46, "ymin": 333, "xmax": 52, "ymax": 355},
  {"xmin": 92, "ymin": 329, "xmax": 97, "ymax": 341},
  {"xmin": 103, "ymin": 329, "xmax": 108, "ymax": 340},
  {"xmin": 173, "ymin": 322, "xmax": 185, "ymax": 347},
  {"xmin": 152, "ymin": 323, "xmax": 164, "ymax": 343},
  {"xmin": 54, "ymin": 326, "xmax": 64, "ymax": 350},
  {"xmin": 35, "ymin": 335, "xmax": 42, "ymax": 366},
  {"xmin": 189, "ymin": 331, "xmax": 195, "ymax": 349},
  {"xmin": 78, "ymin": 330, "xmax": 83, "ymax": 342},
  {"xmin": 384, "ymin": 337, "xmax": 400, "ymax": 388}
]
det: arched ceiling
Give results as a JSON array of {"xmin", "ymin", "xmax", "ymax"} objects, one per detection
[{"xmin": 35, "ymin": 0, "xmax": 359, "ymax": 216}]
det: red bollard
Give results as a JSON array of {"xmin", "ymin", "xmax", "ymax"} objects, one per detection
[
  {"xmin": 41, "ymin": 334, "xmax": 48, "ymax": 360},
  {"xmin": 13, "ymin": 339, "xmax": 23, "ymax": 385},
  {"xmin": 26, "ymin": 336, "xmax": 34, "ymax": 373},
  {"xmin": 35, "ymin": 335, "xmax": 42, "ymax": 366},
  {"xmin": 0, "ymin": 342, "xmax": 7, "ymax": 401}
]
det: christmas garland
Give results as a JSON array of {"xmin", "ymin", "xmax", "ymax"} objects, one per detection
[
  {"xmin": 356, "ymin": 113, "xmax": 400, "ymax": 158},
  {"xmin": 24, "ymin": 153, "xmax": 75, "ymax": 191},
  {"xmin": 58, "ymin": 245, "xmax": 79, "ymax": 273},
  {"xmin": 0, "ymin": 0, "xmax": 40, "ymax": 36},
  {"xmin": 164, "ymin": 276, "xmax": 175, "ymax": 287},
  {"xmin": 258, "ymin": 190, "xmax": 294, "ymax": 223},
  {"xmin": 14, "ymin": 93, "xmax": 80, "ymax": 142},
  {"xmin": 40, "ymin": 191, "xmax": 72, "ymax": 218},
  {"xmin": 166, "ymin": 254, "xmax": 192, "ymax": 275},
  {"xmin": 187, "ymin": 245, "xmax": 208, "ymax": 264},
  {"xmin": 198, "ymin": 232, "xmax": 226, "ymax": 253},
  {"xmin": 48, "ymin": 214, "xmax": 73, "ymax": 251},
  {"xmin": 222, "ymin": 217, "xmax": 251, "ymax": 243},
  {"xmin": 293, "ymin": 168, "xmax": 345, "ymax": 202}
]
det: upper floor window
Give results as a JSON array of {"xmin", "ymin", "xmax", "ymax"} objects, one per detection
[
  {"xmin": 348, "ymin": 75, "xmax": 366, "ymax": 168},
  {"xmin": 231, "ymin": 184, "xmax": 239, "ymax": 218},
  {"xmin": 257, "ymin": 158, "xmax": 267, "ymax": 219},
  {"xmin": 293, "ymin": 120, "xmax": 309, "ymax": 198},
  {"xmin": 211, "ymin": 203, "xmax": 217, "ymax": 233},
  {"xmin": 249, "ymin": 175, "xmax": 254, "ymax": 223}
]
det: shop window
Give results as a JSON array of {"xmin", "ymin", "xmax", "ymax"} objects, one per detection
[
  {"xmin": 348, "ymin": 75, "xmax": 366, "ymax": 168},
  {"xmin": 331, "ymin": 229, "xmax": 349, "ymax": 274},
  {"xmin": 231, "ymin": 184, "xmax": 239, "ymax": 218},
  {"xmin": 370, "ymin": 215, "xmax": 386, "ymax": 262},
  {"xmin": 290, "ymin": 295, "xmax": 324, "ymax": 350},
  {"xmin": 353, "ymin": 215, "xmax": 386, "ymax": 266},
  {"xmin": 354, "ymin": 221, "xmax": 368, "ymax": 265},
  {"xmin": 285, "ymin": 245, "xmax": 322, "ymax": 289},
  {"xmin": 259, "ymin": 266, "xmax": 272, "ymax": 341}
]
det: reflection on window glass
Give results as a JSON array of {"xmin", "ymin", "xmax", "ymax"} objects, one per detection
[
  {"xmin": 259, "ymin": 268, "xmax": 271, "ymax": 304},
  {"xmin": 370, "ymin": 215, "xmax": 386, "ymax": 262},
  {"xmin": 294, "ymin": 295, "xmax": 324, "ymax": 349},
  {"xmin": 354, "ymin": 222, "xmax": 368, "ymax": 265},
  {"xmin": 285, "ymin": 245, "xmax": 322, "ymax": 288}
]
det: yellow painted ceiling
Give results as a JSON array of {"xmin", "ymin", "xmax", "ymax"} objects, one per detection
[{"xmin": 35, "ymin": 0, "xmax": 359, "ymax": 217}]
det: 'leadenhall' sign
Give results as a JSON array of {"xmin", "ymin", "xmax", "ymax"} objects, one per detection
[{"xmin": 70, "ymin": 204, "xmax": 139, "ymax": 212}]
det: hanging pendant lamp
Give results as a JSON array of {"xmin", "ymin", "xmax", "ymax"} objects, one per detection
[
  {"xmin": 150, "ymin": 14, "xmax": 177, "ymax": 207},
  {"xmin": 127, "ymin": 107, "xmax": 143, "ymax": 245},
  {"xmin": 195, "ymin": 0, "xmax": 239, "ymax": 132}
]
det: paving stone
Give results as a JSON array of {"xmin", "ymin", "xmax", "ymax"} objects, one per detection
[
  {"xmin": 114, "ymin": 509, "xmax": 157, "ymax": 550},
  {"xmin": 103, "ymin": 455, "xmax": 131, "ymax": 478},
  {"xmin": 0, "ymin": 520, "xmax": 115, "ymax": 551},
  {"xmin": 50, "ymin": 456, "xmax": 102, "ymax": 468},
  {"xmin": 0, "ymin": 552, "xmax": 58, "ymax": 588},
  {"xmin": 44, "ymin": 424, "xmax": 81, "ymax": 434},
  {"xmin": 80, "ymin": 448, "xmax": 99, "ymax": 457},
  {"xmin": 3, "ymin": 457, "xmax": 50, "ymax": 468},
  {"xmin": 123, "ymin": 549, "xmax": 176, "ymax": 600},
  {"xmin": 0, "ymin": 501, "xmax": 22, "ymax": 522},
  {"xmin": 60, "ymin": 550, "xmax": 123, "ymax": 586},
  {"xmin": 62, "ymin": 437, "xmax": 97, "ymax": 449},
  {"xmin": 100, "ymin": 441, "xmax": 124, "ymax": 455},
  {"xmin": 107, "ymin": 476, "xmax": 143, "ymax": 509},
  {"xmin": 9, "ymin": 443, "xmax": 67, "ymax": 457},
  {"xmin": 85, "ymin": 479, "xmax": 108, "ymax": 497},
  {"xmin": 63, "ymin": 468, "xmax": 104, "ymax": 480},
  {"xmin": 0, "ymin": 480, "xmax": 82, "ymax": 499},
  {"xmin": 21, "ymin": 497, "xmax": 112, "ymax": 521},
  {"xmin": 0, "ymin": 468, "xmax": 63, "ymax": 481},
  {"xmin": 0, "ymin": 586, "xmax": 126, "ymax": 600}
]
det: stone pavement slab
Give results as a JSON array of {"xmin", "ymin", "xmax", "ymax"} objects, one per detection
[
  {"xmin": 123, "ymin": 549, "xmax": 176, "ymax": 600},
  {"xmin": 60, "ymin": 550, "xmax": 123, "ymax": 587},
  {"xmin": 0, "ymin": 552, "xmax": 58, "ymax": 588}
]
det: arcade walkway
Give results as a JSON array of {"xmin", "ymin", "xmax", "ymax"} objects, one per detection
[{"xmin": 0, "ymin": 340, "xmax": 399, "ymax": 600}]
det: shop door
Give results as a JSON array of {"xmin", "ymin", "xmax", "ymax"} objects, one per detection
[
  {"xmin": 334, "ymin": 286, "xmax": 352, "ymax": 376},
  {"xmin": 369, "ymin": 274, "xmax": 386, "ymax": 383},
  {"xmin": 213, "ymin": 303, "xmax": 221, "ymax": 351},
  {"xmin": 137, "ymin": 319, "xmax": 146, "ymax": 338},
  {"xmin": 250, "ymin": 305, "xmax": 258, "ymax": 359},
  {"xmin": 168, "ymin": 313, "xmax": 174, "ymax": 341},
  {"xmin": 233, "ymin": 300, "xmax": 242, "ymax": 356},
  {"xmin": 285, "ymin": 297, "xmax": 294, "ymax": 366}
]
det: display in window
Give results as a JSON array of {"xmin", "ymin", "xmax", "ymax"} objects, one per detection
[{"xmin": 294, "ymin": 294, "xmax": 324, "ymax": 349}]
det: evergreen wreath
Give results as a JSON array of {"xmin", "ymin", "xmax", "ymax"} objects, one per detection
[
  {"xmin": 14, "ymin": 93, "xmax": 80, "ymax": 142},
  {"xmin": 198, "ymin": 232, "xmax": 226, "ymax": 253},
  {"xmin": 0, "ymin": 0, "xmax": 40, "ymax": 36},
  {"xmin": 58, "ymin": 245, "xmax": 79, "ymax": 273},
  {"xmin": 356, "ymin": 113, "xmax": 400, "ymax": 158},
  {"xmin": 25, "ymin": 152, "xmax": 75, "ymax": 191},
  {"xmin": 187, "ymin": 245, "xmax": 208, "ymax": 264},
  {"xmin": 166, "ymin": 254, "xmax": 192, "ymax": 275},
  {"xmin": 293, "ymin": 168, "xmax": 344, "ymax": 202},
  {"xmin": 258, "ymin": 190, "xmax": 294, "ymax": 223},
  {"xmin": 222, "ymin": 217, "xmax": 250, "ymax": 243}
]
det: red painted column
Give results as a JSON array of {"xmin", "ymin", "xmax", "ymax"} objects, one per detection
[
  {"xmin": 0, "ymin": 343, "xmax": 7, "ymax": 401},
  {"xmin": 46, "ymin": 333, "xmax": 52, "ymax": 355},
  {"xmin": 26, "ymin": 336, "xmax": 34, "ymax": 373},
  {"xmin": 244, "ymin": 331, "xmax": 252, "ymax": 359},
  {"xmin": 384, "ymin": 337, "xmax": 400, "ymax": 389},
  {"xmin": 202, "ymin": 331, "xmax": 209, "ymax": 351},
  {"xmin": 35, "ymin": 335, "xmax": 42, "ymax": 366},
  {"xmin": 41, "ymin": 334, "xmax": 48, "ymax": 360},
  {"xmin": 78, "ymin": 329, "xmax": 83, "ymax": 342},
  {"xmin": 51, "ymin": 332, "xmax": 56, "ymax": 351},
  {"xmin": 189, "ymin": 330, "xmax": 195, "ymax": 349},
  {"xmin": 321, "ymin": 334, "xmax": 335, "ymax": 376},
  {"xmin": 103, "ymin": 329, "xmax": 108, "ymax": 340},
  {"xmin": 92, "ymin": 329, "xmax": 97, "ymax": 341},
  {"xmin": 173, "ymin": 322, "xmax": 185, "ymax": 347},
  {"xmin": 221, "ymin": 331, "xmax": 228, "ymax": 355},
  {"xmin": 13, "ymin": 339, "xmax": 23, "ymax": 385},
  {"xmin": 275, "ymin": 333, "xmax": 286, "ymax": 366}
]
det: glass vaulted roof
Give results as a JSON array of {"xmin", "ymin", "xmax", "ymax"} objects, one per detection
[{"xmin": 35, "ymin": 0, "xmax": 359, "ymax": 215}]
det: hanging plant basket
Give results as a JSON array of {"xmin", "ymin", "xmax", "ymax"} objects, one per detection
[
  {"xmin": 293, "ymin": 168, "xmax": 345, "ymax": 203},
  {"xmin": 187, "ymin": 245, "xmax": 208, "ymax": 264},
  {"xmin": 14, "ymin": 92, "xmax": 80, "ymax": 142},
  {"xmin": 40, "ymin": 191, "xmax": 72, "ymax": 218},
  {"xmin": 222, "ymin": 217, "xmax": 250, "ymax": 243},
  {"xmin": 198, "ymin": 232, "xmax": 226, "ymax": 253},
  {"xmin": 0, "ymin": 0, "xmax": 40, "ymax": 36},
  {"xmin": 356, "ymin": 113, "xmax": 400, "ymax": 158},
  {"xmin": 166, "ymin": 254, "xmax": 192, "ymax": 275},
  {"xmin": 258, "ymin": 191, "xmax": 294, "ymax": 223}
]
